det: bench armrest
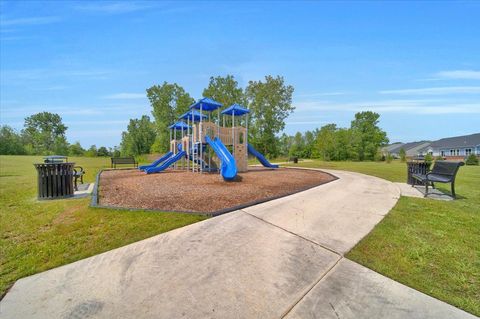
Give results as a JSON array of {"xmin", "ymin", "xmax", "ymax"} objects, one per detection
[{"xmin": 73, "ymin": 166, "xmax": 84, "ymax": 174}]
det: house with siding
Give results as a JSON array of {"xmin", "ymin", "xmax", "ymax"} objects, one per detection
[
  {"xmin": 425, "ymin": 133, "xmax": 480, "ymax": 159},
  {"xmin": 384, "ymin": 141, "xmax": 431, "ymax": 158}
]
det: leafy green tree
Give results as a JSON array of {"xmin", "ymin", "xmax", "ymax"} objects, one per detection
[
  {"xmin": 278, "ymin": 133, "xmax": 293, "ymax": 157},
  {"xmin": 245, "ymin": 75, "xmax": 295, "ymax": 157},
  {"xmin": 112, "ymin": 146, "xmax": 121, "ymax": 158},
  {"xmin": 315, "ymin": 124, "xmax": 338, "ymax": 161},
  {"xmin": 68, "ymin": 142, "xmax": 85, "ymax": 156},
  {"xmin": 97, "ymin": 146, "xmax": 111, "ymax": 157},
  {"xmin": 289, "ymin": 132, "xmax": 305, "ymax": 157},
  {"xmin": 0, "ymin": 125, "xmax": 26, "ymax": 155},
  {"xmin": 147, "ymin": 82, "xmax": 194, "ymax": 153},
  {"xmin": 350, "ymin": 111, "xmax": 388, "ymax": 161},
  {"xmin": 120, "ymin": 115, "xmax": 156, "ymax": 156},
  {"xmin": 203, "ymin": 75, "xmax": 246, "ymax": 124},
  {"xmin": 22, "ymin": 112, "xmax": 68, "ymax": 155},
  {"xmin": 399, "ymin": 148, "xmax": 406, "ymax": 162},
  {"xmin": 303, "ymin": 130, "xmax": 317, "ymax": 158},
  {"xmin": 84, "ymin": 145, "xmax": 98, "ymax": 157}
]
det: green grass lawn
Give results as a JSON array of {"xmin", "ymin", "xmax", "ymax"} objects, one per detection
[
  {"xmin": 286, "ymin": 159, "xmax": 480, "ymax": 316},
  {"xmin": 0, "ymin": 155, "xmax": 206, "ymax": 296}
]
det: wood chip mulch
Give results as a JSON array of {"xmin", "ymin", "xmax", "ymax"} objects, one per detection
[{"xmin": 99, "ymin": 167, "xmax": 335, "ymax": 214}]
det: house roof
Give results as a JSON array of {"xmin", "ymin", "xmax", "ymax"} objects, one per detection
[
  {"xmin": 430, "ymin": 133, "xmax": 480, "ymax": 149},
  {"xmin": 405, "ymin": 142, "xmax": 431, "ymax": 156},
  {"xmin": 389, "ymin": 141, "xmax": 430, "ymax": 154},
  {"xmin": 382, "ymin": 143, "xmax": 404, "ymax": 152}
]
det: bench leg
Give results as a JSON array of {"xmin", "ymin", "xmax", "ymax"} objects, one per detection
[
  {"xmin": 425, "ymin": 180, "xmax": 429, "ymax": 197},
  {"xmin": 451, "ymin": 181, "xmax": 456, "ymax": 199}
]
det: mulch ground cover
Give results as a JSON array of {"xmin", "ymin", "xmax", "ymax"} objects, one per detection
[{"xmin": 99, "ymin": 167, "xmax": 335, "ymax": 214}]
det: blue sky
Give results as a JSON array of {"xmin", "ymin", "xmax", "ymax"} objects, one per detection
[{"xmin": 1, "ymin": 1, "xmax": 479, "ymax": 148}]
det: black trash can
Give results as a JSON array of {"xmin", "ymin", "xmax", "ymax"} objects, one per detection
[
  {"xmin": 290, "ymin": 156, "xmax": 298, "ymax": 164},
  {"xmin": 406, "ymin": 161, "xmax": 431, "ymax": 185},
  {"xmin": 34, "ymin": 162, "xmax": 75, "ymax": 199}
]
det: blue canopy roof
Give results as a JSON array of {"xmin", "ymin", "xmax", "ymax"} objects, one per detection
[
  {"xmin": 168, "ymin": 121, "xmax": 191, "ymax": 130},
  {"xmin": 189, "ymin": 97, "xmax": 223, "ymax": 111},
  {"xmin": 179, "ymin": 109, "xmax": 207, "ymax": 122},
  {"xmin": 221, "ymin": 103, "xmax": 250, "ymax": 116}
]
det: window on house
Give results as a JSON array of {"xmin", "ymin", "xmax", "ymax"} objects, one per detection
[
  {"xmin": 450, "ymin": 149, "xmax": 454, "ymax": 156},
  {"xmin": 456, "ymin": 149, "xmax": 460, "ymax": 156},
  {"xmin": 441, "ymin": 151, "xmax": 445, "ymax": 157},
  {"xmin": 466, "ymin": 148, "xmax": 472, "ymax": 156}
]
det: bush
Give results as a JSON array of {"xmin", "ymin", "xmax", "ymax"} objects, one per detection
[
  {"xmin": 465, "ymin": 154, "xmax": 479, "ymax": 165},
  {"xmin": 399, "ymin": 148, "xmax": 406, "ymax": 162},
  {"xmin": 424, "ymin": 153, "xmax": 433, "ymax": 165},
  {"xmin": 386, "ymin": 153, "xmax": 393, "ymax": 163}
]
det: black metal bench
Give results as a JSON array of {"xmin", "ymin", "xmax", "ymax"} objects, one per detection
[
  {"xmin": 73, "ymin": 166, "xmax": 85, "ymax": 191},
  {"xmin": 412, "ymin": 161, "xmax": 464, "ymax": 198},
  {"xmin": 111, "ymin": 157, "xmax": 138, "ymax": 168}
]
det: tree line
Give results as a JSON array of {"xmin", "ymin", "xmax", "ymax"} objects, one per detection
[
  {"xmin": 120, "ymin": 75, "xmax": 295, "ymax": 158},
  {"xmin": 1, "ymin": 74, "xmax": 389, "ymax": 161},
  {"xmin": 277, "ymin": 111, "xmax": 388, "ymax": 161},
  {"xmin": 0, "ymin": 112, "xmax": 116, "ymax": 157}
]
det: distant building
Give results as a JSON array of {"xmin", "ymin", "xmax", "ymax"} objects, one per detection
[
  {"xmin": 383, "ymin": 141, "xmax": 431, "ymax": 158},
  {"xmin": 425, "ymin": 133, "xmax": 480, "ymax": 159},
  {"xmin": 382, "ymin": 133, "xmax": 480, "ymax": 160}
]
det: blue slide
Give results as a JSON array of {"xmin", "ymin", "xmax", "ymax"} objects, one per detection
[
  {"xmin": 205, "ymin": 136, "xmax": 237, "ymax": 180},
  {"xmin": 139, "ymin": 152, "xmax": 173, "ymax": 170},
  {"xmin": 145, "ymin": 151, "xmax": 186, "ymax": 174},
  {"xmin": 247, "ymin": 143, "xmax": 279, "ymax": 168}
]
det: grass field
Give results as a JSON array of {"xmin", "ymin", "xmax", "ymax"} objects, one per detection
[
  {"xmin": 286, "ymin": 159, "xmax": 480, "ymax": 316},
  {"xmin": 1, "ymin": 156, "xmax": 479, "ymax": 315},
  {"xmin": 0, "ymin": 155, "xmax": 206, "ymax": 296}
]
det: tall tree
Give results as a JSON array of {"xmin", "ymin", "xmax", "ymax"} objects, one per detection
[
  {"xmin": 0, "ymin": 125, "xmax": 26, "ymax": 155},
  {"xmin": 315, "ymin": 124, "xmax": 338, "ymax": 161},
  {"xmin": 350, "ymin": 111, "xmax": 388, "ymax": 161},
  {"xmin": 22, "ymin": 112, "xmax": 68, "ymax": 155},
  {"xmin": 120, "ymin": 115, "xmax": 156, "ymax": 156},
  {"xmin": 97, "ymin": 146, "xmax": 111, "ymax": 157},
  {"xmin": 245, "ymin": 75, "xmax": 295, "ymax": 157},
  {"xmin": 289, "ymin": 132, "xmax": 305, "ymax": 157},
  {"xmin": 147, "ymin": 82, "xmax": 194, "ymax": 153},
  {"xmin": 202, "ymin": 75, "xmax": 245, "ymax": 123},
  {"xmin": 68, "ymin": 142, "xmax": 85, "ymax": 156}
]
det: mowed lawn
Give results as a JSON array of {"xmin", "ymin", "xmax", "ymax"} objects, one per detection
[
  {"xmin": 0, "ymin": 155, "xmax": 206, "ymax": 296},
  {"xmin": 286, "ymin": 159, "xmax": 480, "ymax": 316}
]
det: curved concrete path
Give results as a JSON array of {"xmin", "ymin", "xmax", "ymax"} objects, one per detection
[{"xmin": 1, "ymin": 169, "xmax": 475, "ymax": 319}]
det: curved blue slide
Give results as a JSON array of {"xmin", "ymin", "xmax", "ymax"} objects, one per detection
[
  {"xmin": 145, "ymin": 151, "xmax": 186, "ymax": 174},
  {"xmin": 205, "ymin": 136, "xmax": 237, "ymax": 180},
  {"xmin": 247, "ymin": 143, "xmax": 279, "ymax": 168},
  {"xmin": 139, "ymin": 152, "xmax": 173, "ymax": 170}
]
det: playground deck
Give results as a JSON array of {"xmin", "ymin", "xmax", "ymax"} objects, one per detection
[{"xmin": 99, "ymin": 167, "xmax": 335, "ymax": 214}]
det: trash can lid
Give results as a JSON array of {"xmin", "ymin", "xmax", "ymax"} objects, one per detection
[{"xmin": 43, "ymin": 155, "xmax": 68, "ymax": 160}]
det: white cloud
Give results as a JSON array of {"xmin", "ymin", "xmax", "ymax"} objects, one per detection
[
  {"xmin": 74, "ymin": 2, "xmax": 155, "ymax": 14},
  {"xmin": 380, "ymin": 86, "xmax": 480, "ymax": 95},
  {"xmin": 103, "ymin": 93, "xmax": 146, "ymax": 100},
  {"xmin": 0, "ymin": 16, "xmax": 61, "ymax": 27},
  {"xmin": 297, "ymin": 91, "xmax": 348, "ymax": 98},
  {"xmin": 434, "ymin": 70, "xmax": 480, "ymax": 80},
  {"xmin": 293, "ymin": 99, "xmax": 480, "ymax": 115}
]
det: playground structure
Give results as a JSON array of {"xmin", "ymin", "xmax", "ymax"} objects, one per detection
[{"xmin": 139, "ymin": 98, "xmax": 278, "ymax": 180}]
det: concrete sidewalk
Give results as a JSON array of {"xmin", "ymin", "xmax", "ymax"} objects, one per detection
[{"xmin": 0, "ymin": 170, "xmax": 475, "ymax": 319}]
